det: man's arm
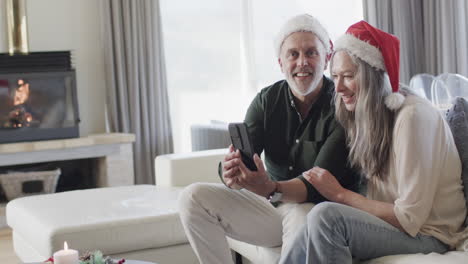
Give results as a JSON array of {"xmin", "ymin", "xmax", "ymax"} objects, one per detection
[
  {"xmin": 235, "ymin": 154, "xmax": 308, "ymax": 202},
  {"xmin": 273, "ymin": 122, "xmax": 355, "ymax": 203},
  {"xmin": 274, "ymin": 178, "xmax": 308, "ymax": 202},
  {"xmin": 297, "ymin": 121, "xmax": 358, "ymax": 203}
]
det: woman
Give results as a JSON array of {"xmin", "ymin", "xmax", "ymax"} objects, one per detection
[{"xmin": 279, "ymin": 21, "xmax": 467, "ymax": 263}]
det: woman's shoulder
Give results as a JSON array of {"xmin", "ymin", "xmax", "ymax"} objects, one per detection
[
  {"xmin": 397, "ymin": 94, "xmax": 441, "ymax": 121},
  {"xmin": 392, "ymin": 95, "xmax": 448, "ymax": 139}
]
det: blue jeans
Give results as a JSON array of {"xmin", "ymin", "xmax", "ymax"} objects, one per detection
[{"xmin": 279, "ymin": 202, "xmax": 448, "ymax": 264}]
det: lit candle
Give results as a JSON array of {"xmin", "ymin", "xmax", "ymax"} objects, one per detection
[{"xmin": 53, "ymin": 241, "xmax": 79, "ymax": 264}]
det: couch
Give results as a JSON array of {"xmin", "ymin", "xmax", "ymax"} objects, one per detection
[
  {"xmin": 7, "ymin": 147, "xmax": 468, "ymax": 264},
  {"xmin": 155, "ymin": 147, "xmax": 468, "ymax": 264}
]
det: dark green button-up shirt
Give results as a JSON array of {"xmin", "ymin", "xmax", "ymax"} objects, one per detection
[{"xmin": 244, "ymin": 77, "xmax": 359, "ymax": 203}]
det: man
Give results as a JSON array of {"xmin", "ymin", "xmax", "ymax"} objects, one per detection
[{"xmin": 178, "ymin": 14, "xmax": 359, "ymax": 264}]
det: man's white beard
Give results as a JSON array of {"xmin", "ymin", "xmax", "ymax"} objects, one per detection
[
  {"xmin": 289, "ymin": 73, "xmax": 323, "ymax": 96},
  {"xmin": 288, "ymin": 58, "xmax": 325, "ymax": 96}
]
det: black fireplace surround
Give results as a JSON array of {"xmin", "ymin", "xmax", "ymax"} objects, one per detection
[{"xmin": 0, "ymin": 51, "xmax": 80, "ymax": 144}]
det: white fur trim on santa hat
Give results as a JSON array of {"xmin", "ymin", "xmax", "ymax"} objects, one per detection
[
  {"xmin": 384, "ymin": 92, "xmax": 405, "ymax": 110},
  {"xmin": 274, "ymin": 14, "xmax": 331, "ymax": 57},
  {"xmin": 334, "ymin": 34, "xmax": 385, "ymax": 71}
]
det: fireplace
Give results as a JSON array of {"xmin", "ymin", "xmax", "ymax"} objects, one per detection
[
  {"xmin": 0, "ymin": 53, "xmax": 80, "ymax": 144},
  {"xmin": 0, "ymin": 1, "xmax": 80, "ymax": 144}
]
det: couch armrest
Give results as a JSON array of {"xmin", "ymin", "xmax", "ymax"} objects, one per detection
[{"xmin": 155, "ymin": 148, "xmax": 228, "ymax": 187}]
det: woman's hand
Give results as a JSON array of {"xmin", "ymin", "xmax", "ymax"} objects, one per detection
[{"xmin": 303, "ymin": 167, "xmax": 348, "ymax": 203}]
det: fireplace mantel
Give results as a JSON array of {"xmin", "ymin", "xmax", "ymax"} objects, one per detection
[
  {"xmin": 0, "ymin": 133, "xmax": 135, "ymax": 186},
  {"xmin": 0, "ymin": 133, "xmax": 136, "ymax": 228}
]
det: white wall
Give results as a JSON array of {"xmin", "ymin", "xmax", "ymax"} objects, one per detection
[{"xmin": 0, "ymin": 0, "xmax": 106, "ymax": 136}]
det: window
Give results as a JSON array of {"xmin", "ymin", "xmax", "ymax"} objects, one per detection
[{"xmin": 161, "ymin": 0, "xmax": 363, "ymax": 153}]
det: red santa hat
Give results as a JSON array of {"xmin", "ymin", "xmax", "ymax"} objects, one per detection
[
  {"xmin": 334, "ymin": 20, "xmax": 404, "ymax": 110},
  {"xmin": 275, "ymin": 14, "xmax": 333, "ymax": 60}
]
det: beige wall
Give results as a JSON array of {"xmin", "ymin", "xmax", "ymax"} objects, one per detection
[{"xmin": 0, "ymin": 0, "xmax": 106, "ymax": 136}]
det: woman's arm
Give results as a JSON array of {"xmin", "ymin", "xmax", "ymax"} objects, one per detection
[
  {"xmin": 303, "ymin": 168, "xmax": 403, "ymax": 230},
  {"xmin": 337, "ymin": 187, "xmax": 403, "ymax": 230}
]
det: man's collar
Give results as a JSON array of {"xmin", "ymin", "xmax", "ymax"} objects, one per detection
[{"xmin": 287, "ymin": 84, "xmax": 296, "ymax": 108}]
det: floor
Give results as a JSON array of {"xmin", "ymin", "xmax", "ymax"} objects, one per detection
[{"xmin": 0, "ymin": 227, "xmax": 21, "ymax": 264}]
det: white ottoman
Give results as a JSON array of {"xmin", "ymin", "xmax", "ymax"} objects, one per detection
[{"xmin": 6, "ymin": 185, "xmax": 198, "ymax": 264}]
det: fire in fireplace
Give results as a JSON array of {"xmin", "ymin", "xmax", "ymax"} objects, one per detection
[{"xmin": 4, "ymin": 78, "xmax": 35, "ymax": 128}]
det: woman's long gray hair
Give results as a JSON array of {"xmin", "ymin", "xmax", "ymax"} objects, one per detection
[{"xmin": 331, "ymin": 50, "xmax": 396, "ymax": 180}]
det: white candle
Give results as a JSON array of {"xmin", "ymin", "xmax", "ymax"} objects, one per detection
[{"xmin": 53, "ymin": 241, "xmax": 79, "ymax": 264}]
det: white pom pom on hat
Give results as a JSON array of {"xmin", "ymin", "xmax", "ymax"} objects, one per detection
[
  {"xmin": 274, "ymin": 14, "xmax": 333, "ymax": 59},
  {"xmin": 385, "ymin": 93, "xmax": 405, "ymax": 110},
  {"xmin": 334, "ymin": 20, "xmax": 404, "ymax": 110}
]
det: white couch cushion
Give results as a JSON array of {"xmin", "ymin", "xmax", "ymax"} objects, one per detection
[
  {"xmin": 360, "ymin": 251, "xmax": 468, "ymax": 264},
  {"xmin": 6, "ymin": 185, "xmax": 186, "ymax": 258},
  {"xmin": 155, "ymin": 148, "xmax": 226, "ymax": 187},
  {"xmin": 229, "ymin": 239, "xmax": 468, "ymax": 264}
]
